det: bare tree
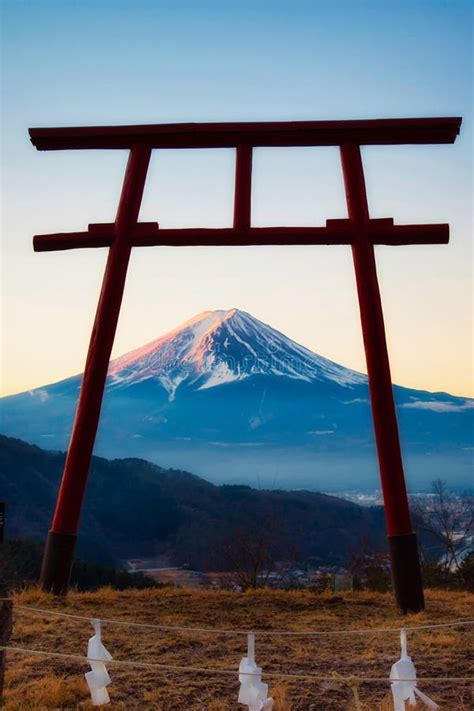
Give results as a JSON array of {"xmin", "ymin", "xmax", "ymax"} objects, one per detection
[
  {"xmin": 348, "ymin": 534, "xmax": 391, "ymax": 592},
  {"xmin": 218, "ymin": 512, "xmax": 296, "ymax": 590},
  {"xmin": 413, "ymin": 479, "xmax": 473, "ymax": 572},
  {"xmin": 221, "ymin": 525, "xmax": 275, "ymax": 589}
]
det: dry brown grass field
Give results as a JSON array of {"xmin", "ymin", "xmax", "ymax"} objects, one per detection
[{"xmin": 3, "ymin": 587, "xmax": 473, "ymax": 710}]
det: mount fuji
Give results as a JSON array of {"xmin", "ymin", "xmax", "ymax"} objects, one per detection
[{"xmin": 1, "ymin": 309, "xmax": 472, "ymax": 490}]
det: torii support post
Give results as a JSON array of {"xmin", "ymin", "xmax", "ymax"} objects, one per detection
[
  {"xmin": 40, "ymin": 145, "xmax": 151, "ymax": 594},
  {"xmin": 340, "ymin": 144, "xmax": 424, "ymax": 612},
  {"xmin": 29, "ymin": 117, "xmax": 461, "ymax": 604}
]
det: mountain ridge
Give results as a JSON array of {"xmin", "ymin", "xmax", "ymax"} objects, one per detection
[
  {"xmin": 0, "ymin": 434, "xmax": 385, "ymax": 569},
  {"xmin": 1, "ymin": 308, "xmax": 472, "ymax": 491}
]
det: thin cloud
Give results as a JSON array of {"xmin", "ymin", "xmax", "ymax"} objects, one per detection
[
  {"xmin": 401, "ymin": 400, "xmax": 473, "ymax": 413},
  {"xmin": 28, "ymin": 389, "xmax": 49, "ymax": 402}
]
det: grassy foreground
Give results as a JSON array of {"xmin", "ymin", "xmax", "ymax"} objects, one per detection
[{"xmin": 3, "ymin": 587, "xmax": 473, "ymax": 710}]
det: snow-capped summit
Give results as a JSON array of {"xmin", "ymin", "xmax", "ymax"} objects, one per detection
[{"xmin": 108, "ymin": 308, "xmax": 366, "ymax": 399}]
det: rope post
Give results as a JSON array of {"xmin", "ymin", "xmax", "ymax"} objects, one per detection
[
  {"xmin": 0, "ymin": 599, "xmax": 12, "ymax": 704},
  {"xmin": 331, "ymin": 672, "xmax": 362, "ymax": 711},
  {"xmin": 0, "ymin": 508, "xmax": 12, "ymax": 705},
  {"xmin": 348, "ymin": 677, "xmax": 362, "ymax": 711}
]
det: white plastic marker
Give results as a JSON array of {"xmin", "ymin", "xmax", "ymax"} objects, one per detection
[
  {"xmin": 238, "ymin": 632, "xmax": 274, "ymax": 711},
  {"xmin": 390, "ymin": 628, "xmax": 439, "ymax": 711},
  {"xmin": 85, "ymin": 618, "xmax": 113, "ymax": 706}
]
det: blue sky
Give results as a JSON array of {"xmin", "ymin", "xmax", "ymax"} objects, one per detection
[{"xmin": 1, "ymin": 0, "xmax": 472, "ymax": 396}]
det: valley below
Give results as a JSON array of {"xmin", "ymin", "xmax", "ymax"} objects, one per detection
[{"xmin": 0, "ymin": 434, "xmax": 386, "ymax": 571}]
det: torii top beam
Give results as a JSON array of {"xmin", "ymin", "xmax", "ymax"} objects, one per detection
[
  {"xmin": 29, "ymin": 117, "xmax": 461, "ymax": 150},
  {"xmin": 30, "ymin": 117, "xmax": 461, "ymax": 253}
]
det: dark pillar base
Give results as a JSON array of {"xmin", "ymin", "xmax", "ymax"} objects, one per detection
[
  {"xmin": 40, "ymin": 530, "xmax": 77, "ymax": 595},
  {"xmin": 388, "ymin": 532, "xmax": 425, "ymax": 614}
]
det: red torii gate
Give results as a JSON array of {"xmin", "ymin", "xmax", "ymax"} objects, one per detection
[{"xmin": 30, "ymin": 117, "xmax": 462, "ymax": 611}]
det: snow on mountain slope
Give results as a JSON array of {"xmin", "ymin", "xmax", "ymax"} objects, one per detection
[{"xmin": 107, "ymin": 308, "xmax": 366, "ymax": 399}]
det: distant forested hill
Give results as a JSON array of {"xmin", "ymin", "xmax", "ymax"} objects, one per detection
[{"xmin": 0, "ymin": 434, "xmax": 385, "ymax": 569}]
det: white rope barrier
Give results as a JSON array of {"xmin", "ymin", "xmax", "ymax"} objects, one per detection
[
  {"xmin": 2, "ymin": 645, "xmax": 473, "ymax": 684},
  {"xmin": 4, "ymin": 609, "xmax": 474, "ymax": 708},
  {"xmin": 11, "ymin": 604, "xmax": 474, "ymax": 637},
  {"xmin": 4, "ymin": 603, "xmax": 473, "ymax": 706}
]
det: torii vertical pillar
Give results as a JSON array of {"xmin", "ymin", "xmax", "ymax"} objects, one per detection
[
  {"xmin": 40, "ymin": 145, "xmax": 151, "ymax": 594},
  {"xmin": 341, "ymin": 144, "xmax": 424, "ymax": 612}
]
